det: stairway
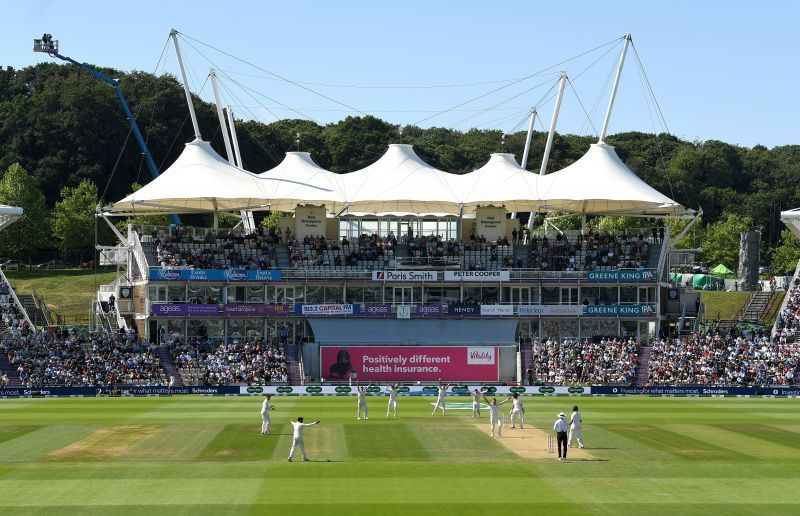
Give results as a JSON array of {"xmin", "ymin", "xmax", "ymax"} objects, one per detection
[
  {"xmin": 634, "ymin": 345, "xmax": 653, "ymax": 387},
  {"xmin": 741, "ymin": 291, "xmax": 773, "ymax": 321},
  {"xmin": 645, "ymin": 242, "xmax": 662, "ymax": 269},
  {"xmin": 283, "ymin": 343, "xmax": 302, "ymax": 384},
  {"xmin": 275, "ymin": 245, "xmax": 291, "ymax": 268},
  {"xmin": 0, "ymin": 350, "xmax": 22, "ymax": 387},
  {"xmin": 514, "ymin": 245, "xmax": 530, "ymax": 268},
  {"xmin": 17, "ymin": 294, "xmax": 46, "ymax": 327},
  {"xmin": 519, "ymin": 341, "xmax": 534, "ymax": 384},
  {"xmin": 155, "ymin": 347, "xmax": 184, "ymax": 387}
]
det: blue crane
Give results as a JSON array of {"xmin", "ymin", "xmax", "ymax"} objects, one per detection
[{"xmin": 34, "ymin": 35, "xmax": 180, "ymax": 225}]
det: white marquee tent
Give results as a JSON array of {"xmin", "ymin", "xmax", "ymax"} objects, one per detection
[{"xmin": 780, "ymin": 208, "xmax": 800, "ymax": 239}]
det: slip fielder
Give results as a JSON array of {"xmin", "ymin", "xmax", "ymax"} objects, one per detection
[
  {"xmin": 356, "ymin": 382, "xmax": 372, "ymax": 420},
  {"xmin": 260, "ymin": 394, "xmax": 276, "ymax": 435},
  {"xmin": 386, "ymin": 384, "xmax": 399, "ymax": 418},
  {"xmin": 430, "ymin": 380, "xmax": 452, "ymax": 416}
]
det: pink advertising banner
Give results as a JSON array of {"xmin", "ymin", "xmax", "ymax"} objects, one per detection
[{"xmin": 320, "ymin": 346, "xmax": 499, "ymax": 382}]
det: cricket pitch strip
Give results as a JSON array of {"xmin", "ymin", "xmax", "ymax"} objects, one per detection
[{"xmin": 473, "ymin": 423, "xmax": 594, "ymax": 460}]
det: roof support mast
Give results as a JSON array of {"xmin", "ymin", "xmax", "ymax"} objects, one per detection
[
  {"xmin": 520, "ymin": 109, "xmax": 537, "ymax": 170},
  {"xmin": 170, "ymin": 29, "xmax": 202, "ymax": 140},
  {"xmin": 539, "ymin": 71, "xmax": 568, "ymax": 175},
  {"xmin": 226, "ymin": 109, "xmax": 244, "ymax": 168},
  {"xmin": 209, "ymin": 69, "xmax": 235, "ymax": 163},
  {"xmin": 598, "ymin": 34, "xmax": 631, "ymax": 144}
]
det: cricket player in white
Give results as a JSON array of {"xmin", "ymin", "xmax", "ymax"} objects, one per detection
[
  {"xmin": 569, "ymin": 405, "xmax": 584, "ymax": 448},
  {"xmin": 260, "ymin": 394, "xmax": 275, "ymax": 435},
  {"xmin": 483, "ymin": 395, "xmax": 509, "ymax": 437},
  {"xmin": 430, "ymin": 380, "xmax": 452, "ymax": 416},
  {"xmin": 471, "ymin": 388, "xmax": 482, "ymax": 418},
  {"xmin": 356, "ymin": 382, "xmax": 372, "ymax": 420},
  {"xmin": 386, "ymin": 384, "xmax": 399, "ymax": 418},
  {"xmin": 288, "ymin": 416, "xmax": 320, "ymax": 462},
  {"xmin": 508, "ymin": 393, "xmax": 525, "ymax": 429}
]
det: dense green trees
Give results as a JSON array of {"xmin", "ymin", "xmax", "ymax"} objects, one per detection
[
  {"xmin": 0, "ymin": 163, "xmax": 51, "ymax": 259},
  {"xmin": 0, "ymin": 62, "xmax": 799, "ymax": 268}
]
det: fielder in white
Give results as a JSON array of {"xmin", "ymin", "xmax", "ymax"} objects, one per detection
[
  {"xmin": 471, "ymin": 388, "xmax": 482, "ymax": 418},
  {"xmin": 508, "ymin": 393, "xmax": 525, "ymax": 429},
  {"xmin": 356, "ymin": 382, "xmax": 372, "ymax": 420},
  {"xmin": 483, "ymin": 395, "xmax": 509, "ymax": 437},
  {"xmin": 568, "ymin": 405, "xmax": 584, "ymax": 448},
  {"xmin": 430, "ymin": 380, "xmax": 452, "ymax": 416},
  {"xmin": 260, "ymin": 394, "xmax": 276, "ymax": 435},
  {"xmin": 386, "ymin": 384, "xmax": 399, "ymax": 418},
  {"xmin": 288, "ymin": 416, "xmax": 320, "ymax": 462}
]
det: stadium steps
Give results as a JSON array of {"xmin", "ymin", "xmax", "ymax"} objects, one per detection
[
  {"xmin": 0, "ymin": 350, "xmax": 22, "ymax": 387},
  {"xmin": 520, "ymin": 341, "xmax": 534, "ymax": 384},
  {"xmin": 16, "ymin": 294, "xmax": 47, "ymax": 327},
  {"xmin": 514, "ymin": 245, "xmax": 530, "ymax": 268},
  {"xmin": 645, "ymin": 242, "xmax": 662, "ymax": 269},
  {"xmin": 155, "ymin": 347, "xmax": 184, "ymax": 387},
  {"xmin": 284, "ymin": 343, "xmax": 302, "ymax": 384},
  {"xmin": 634, "ymin": 345, "xmax": 653, "ymax": 387},
  {"xmin": 275, "ymin": 246, "xmax": 291, "ymax": 268},
  {"xmin": 740, "ymin": 291, "xmax": 774, "ymax": 322}
]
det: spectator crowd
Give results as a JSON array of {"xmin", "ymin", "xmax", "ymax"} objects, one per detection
[
  {"xmin": 646, "ymin": 334, "xmax": 798, "ymax": 386},
  {"xmin": 152, "ymin": 226, "xmax": 280, "ymax": 270},
  {"xmin": 528, "ymin": 231, "xmax": 650, "ymax": 271},
  {"xmin": 168, "ymin": 337, "xmax": 289, "ymax": 385},
  {"xmin": 774, "ymin": 277, "xmax": 800, "ymax": 339},
  {"xmin": 526, "ymin": 337, "xmax": 639, "ymax": 385},
  {"xmin": 6, "ymin": 330, "xmax": 164, "ymax": 387}
]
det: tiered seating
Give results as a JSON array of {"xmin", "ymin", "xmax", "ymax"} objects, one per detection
[
  {"xmin": 529, "ymin": 231, "xmax": 650, "ymax": 271},
  {"xmin": 0, "ymin": 281, "xmax": 33, "ymax": 338},
  {"xmin": 528, "ymin": 337, "xmax": 639, "ymax": 385},
  {"xmin": 774, "ymin": 277, "xmax": 800, "ymax": 340},
  {"xmin": 646, "ymin": 334, "xmax": 798, "ymax": 386},
  {"xmin": 408, "ymin": 235, "xmax": 513, "ymax": 271},
  {"xmin": 289, "ymin": 234, "xmax": 395, "ymax": 270},
  {"xmin": 168, "ymin": 337, "xmax": 289, "ymax": 385},
  {"xmin": 151, "ymin": 227, "xmax": 280, "ymax": 270},
  {"xmin": 8, "ymin": 331, "xmax": 165, "ymax": 387}
]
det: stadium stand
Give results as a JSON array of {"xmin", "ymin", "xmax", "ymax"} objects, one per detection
[
  {"xmin": 528, "ymin": 337, "xmax": 640, "ymax": 385},
  {"xmin": 8, "ymin": 331, "xmax": 166, "ymax": 387},
  {"xmin": 167, "ymin": 337, "xmax": 289, "ymax": 386},
  {"xmin": 528, "ymin": 231, "xmax": 650, "ymax": 271},
  {"xmin": 645, "ymin": 334, "xmax": 798, "ymax": 386},
  {"xmin": 774, "ymin": 277, "xmax": 800, "ymax": 341},
  {"xmin": 151, "ymin": 226, "xmax": 280, "ymax": 270}
]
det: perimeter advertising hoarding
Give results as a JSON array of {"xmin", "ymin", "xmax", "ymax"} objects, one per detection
[
  {"xmin": 320, "ymin": 346, "xmax": 500, "ymax": 382},
  {"xmin": 586, "ymin": 270, "xmax": 656, "ymax": 282},
  {"xmin": 237, "ymin": 385, "xmax": 593, "ymax": 396},
  {"xmin": 296, "ymin": 304, "xmax": 358, "ymax": 316},
  {"xmin": 479, "ymin": 304, "xmax": 514, "ymax": 316},
  {"xmin": 444, "ymin": 270, "xmax": 510, "ymax": 282},
  {"xmin": 149, "ymin": 268, "xmax": 282, "ymax": 282},
  {"xmin": 150, "ymin": 303, "xmax": 291, "ymax": 317},
  {"xmin": 517, "ymin": 305, "xmax": 584, "ymax": 317},
  {"xmin": 372, "ymin": 270, "xmax": 437, "ymax": 282}
]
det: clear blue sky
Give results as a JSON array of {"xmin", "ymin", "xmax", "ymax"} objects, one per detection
[{"xmin": 3, "ymin": 0, "xmax": 798, "ymax": 148}]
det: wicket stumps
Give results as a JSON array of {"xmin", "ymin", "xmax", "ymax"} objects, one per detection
[{"xmin": 547, "ymin": 433, "xmax": 554, "ymax": 453}]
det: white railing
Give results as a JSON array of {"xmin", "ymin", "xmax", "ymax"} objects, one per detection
[
  {"xmin": 111, "ymin": 304, "xmax": 127, "ymax": 331},
  {"xmin": 98, "ymin": 245, "xmax": 129, "ymax": 267},
  {"xmin": 129, "ymin": 230, "xmax": 150, "ymax": 281},
  {"xmin": 99, "ymin": 276, "xmax": 123, "ymax": 293},
  {"xmin": 771, "ymin": 258, "xmax": 800, "ymax": 339},
  {"xmin": 657, "ymin": 226, "xmax": 670, "ymax": 283},
  {"xmin": 298, "ymin": 345, "xmax": 306, "ymax": 386},
  {"xmin": 0, "ymin": 267, "xmax": 34, "ymax": 329}
]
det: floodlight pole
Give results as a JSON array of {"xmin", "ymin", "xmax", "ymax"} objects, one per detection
[
  {"xmin": 209, "ymin": 68, "xmax": 235, "ymax": 164},
  {"xmin": 170, "ymin": 29, "xmax": 202, "ymax": 140},
  {"xmin": 520, "ymin": 109, "xmax": 537, "ymax": 170},
  {"xmin": 539, "ymin": 71, "xmax": 567, "ymax": 175},
  {"xmin": 598, "ymin": 34, "xmax": 632, "ymax": 144}
]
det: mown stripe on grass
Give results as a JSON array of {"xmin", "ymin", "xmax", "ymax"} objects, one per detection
[
  {"xmin": 0, "ymin": 425, "xmax": 101, "ymax": 461},
  {"xmin": 667, "ymin": 424, "xmax": 800, "ymax": 459},
  {"xmin": 197, "ymin": 424, "xmax": 283, "ymax": 461},
  {"xmin": 343, "ymin": 423, "xmax": 430, "ymax": 460},
  {"xmin": 0, "ymin": 425, "xmax": 41, "ymax": 446},
  {"xmin": 126, "ymin": 423, "xmax": 225, "ymax": 461},
  {"xmin": 604, "ymin": 424, "xmax": 746, "ymax": 460},
  {"xmin": 408, "ymin": 421, "xmax": 517, "ymax": 462},
  {"xmin": 714, "ymin": 424, "xmax": 800, "ymax": 450}
]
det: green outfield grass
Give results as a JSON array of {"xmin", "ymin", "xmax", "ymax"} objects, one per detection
[{"xmin": 0, "ymin": 395, "xmax": 799, "ymax": 515}]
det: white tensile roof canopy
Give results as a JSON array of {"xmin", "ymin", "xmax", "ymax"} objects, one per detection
[
  {"xmin": 257, "ymin": 152, "xmax": 344, "ymax": 213},
  {"xmin": 336, "ymin": 144, "xmax": 462, "ymax": 215},
  {"xmin": 538, "ymin": 143, "xmax": 684, "ymax": 215},
  {"xmin": 780, "ymin": 208, "xmax": 800, "ymax": 239},
  {"xmin": 106, "ymin": 141, "xmax": 686, "ymax": 218},
  {"xmin": 0, "ymin": 204, "xmax": 23, "ymax": 232},
  {"xmin": 459, "ymin": 153, "xmax": 543, "ymax": 214}
]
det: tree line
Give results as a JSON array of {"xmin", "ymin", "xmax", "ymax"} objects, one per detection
[{"xmin": 1, "ymin": 62, "xmax": 799, "ymax": 272}]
